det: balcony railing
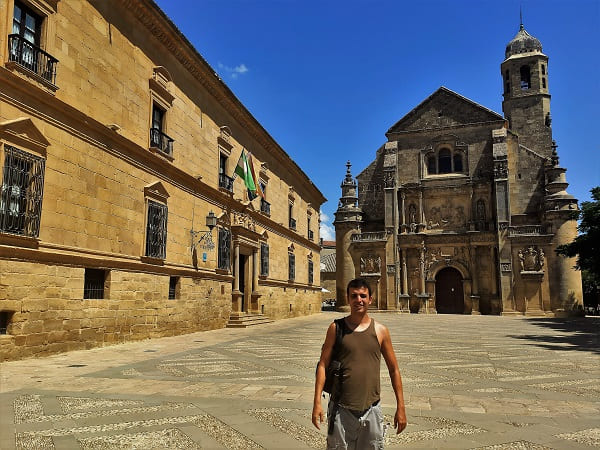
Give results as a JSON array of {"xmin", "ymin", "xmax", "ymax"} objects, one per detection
[
  {"xmin": 351, "ymin": 231, "xmax": 387, "ymax": 242},
  {"xmin": 219, "ymin": 173, "xmax": 234, "ymax": 192},
  {"xmin": 289, "ymin": 217, "xmax": 297, "ymax": 230},
  {"xmin": 149, "ymin": 128, "xmax": 174, "ymax": 157},
  {"xmin": 260, "ymin": 198, "xmax": 271, "ymax": 215},
  {"xmin": 8, "ymin": 34, "xmax": 59, "ymax": 85}
]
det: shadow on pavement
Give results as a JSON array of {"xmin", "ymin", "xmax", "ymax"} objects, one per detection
[{"xmin": 508, "ymin": 317, "xmax": 600, "ymax": 355}]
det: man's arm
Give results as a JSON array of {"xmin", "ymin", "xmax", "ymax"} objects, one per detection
[
  {"xmin": 312, "ymin": 322, "xmax": 337, "ymax": 430},
  {"xmin": 378, "ymin": 323, "xmax": 407, "ymax": 434}
]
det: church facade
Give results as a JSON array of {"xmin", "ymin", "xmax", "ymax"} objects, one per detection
[{"xmin": 334, "ymin": 24, "xmax": 583, "ymax": 316}]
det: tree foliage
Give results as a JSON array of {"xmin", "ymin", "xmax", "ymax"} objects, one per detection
[{"xmin": 556, "ymin": 187, "xmax": 600, "ymax": 305}]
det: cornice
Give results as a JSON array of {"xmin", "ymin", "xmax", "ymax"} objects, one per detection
[{"xmin": 124, "ymin": 0, "xmax": 325, "ymax": 204}]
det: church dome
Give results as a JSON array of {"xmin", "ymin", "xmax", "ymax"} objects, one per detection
[{"xmin": 505, "ymin": 24, "xmax": 542, "ymax": 58}]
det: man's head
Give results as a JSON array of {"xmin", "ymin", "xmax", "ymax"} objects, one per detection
[
  {"xmin": 346, "ymin": 278, "xmax": 373, "ymax": 313},
  {"xmin": 346, "ymin": 278, "xmax": 372, "ymax": 297}
]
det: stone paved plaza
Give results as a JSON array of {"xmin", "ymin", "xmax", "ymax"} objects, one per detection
[{"xmin": 0, "ymin": 313, "xmax": 598, "ymax": 449}]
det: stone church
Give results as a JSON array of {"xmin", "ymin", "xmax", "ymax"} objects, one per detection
[{"xmin": 334, "ymin": 23, "xmax": 583, "ymax": 316}]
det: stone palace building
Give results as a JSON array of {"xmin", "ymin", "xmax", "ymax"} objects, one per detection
[
  {"xmin": 0, "ymin": 0, "xmax": 325, "ymax": 361},
  {"xmin": 334, "ymin": 23, "xmax": 583, "ymax": 316}
]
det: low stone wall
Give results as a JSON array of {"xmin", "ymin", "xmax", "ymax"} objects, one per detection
[{"xmin": 0, "ymin": 261, "xmax": 231, "ymax": 361}]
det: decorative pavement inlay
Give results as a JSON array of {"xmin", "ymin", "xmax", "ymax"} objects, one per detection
[
  {"xmin": 555, "ymin": 428, "xmax": 600, "ymax": 447},
  {"xmin": 470, "ymin": 441, "xmax": 554, "ymax": 450}
]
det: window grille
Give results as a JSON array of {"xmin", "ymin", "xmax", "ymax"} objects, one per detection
[
  {"xmin": 0, "ymin": 146, "xmax": 45, "ymax": 237},
  {"xmin": 260, "ymin": 243, "xmax": 269, "ymax": 276},
  {"xmin": 169, "ymin": 276, "xmax": 178, "ymax": 300},
  {"xmin": 218, "ymin": 228, "xmax": 231, "ymax": 271},
  {"xmin": 308, "ymin": 260, "xmax": 313, "ymax": 284},
  {"xmin": 288, "ymin": 253, "xmax": 295, "ymax": 281},
  {"xmin": 145, "ymin": 200, "xmax": 167, "ymax": 258},
  {"xmin": 84, "ymin": 269, "xmax": 106, "ymax": 299}
]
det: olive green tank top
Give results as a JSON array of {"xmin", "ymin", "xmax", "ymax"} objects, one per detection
[{"xmin": 337, "ymin": 318, "xmax": 381, "ymax": 411}]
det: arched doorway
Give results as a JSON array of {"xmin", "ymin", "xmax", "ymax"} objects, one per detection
[{"xmin": 435, "ymin": 267, "xmax": 464, "ymax": 314}]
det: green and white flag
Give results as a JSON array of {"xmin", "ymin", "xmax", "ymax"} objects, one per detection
[{"xmin": 233, "ymin": 150, "xmax": 258, "ymax": 199}]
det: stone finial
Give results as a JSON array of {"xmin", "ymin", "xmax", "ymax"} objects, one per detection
[{"xmin": 345, "ymin": 160, "xmax": 353, "ymax": 182}]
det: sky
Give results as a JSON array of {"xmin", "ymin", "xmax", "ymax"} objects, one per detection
[{"xmin": 154, "ymin": 0, "xmax": 599, "ymax": 241}]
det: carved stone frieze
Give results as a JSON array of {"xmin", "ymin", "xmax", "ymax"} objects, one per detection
[{"xmin": 426, "ymin": 199, "xmax": 467, "ymax": 230}]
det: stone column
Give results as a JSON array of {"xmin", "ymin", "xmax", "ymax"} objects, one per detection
[
  {"xmin": 418, "ymin": 190, "xmax": 424, "ymax": 226},
  {"xmin": 250, "ymin": 247, "xmax": 262, "ymax": 313},
  {"xmin": 401, "ymin": 191, "xmax": 406, "ymax": 232},
  {"xmin": 232, "ymin": 242, "xmax": 242, "ymax": 313},
  {"xmin": 489, "ymin": 245, "xmax": 497, "ymax": 296},
  {"xmin": 470, "ymin": 245, "xmax": 481, "ymax": 314},
  {"xmin": 399, "ymin": 247, "xmax": 410, "ymax": 311}
]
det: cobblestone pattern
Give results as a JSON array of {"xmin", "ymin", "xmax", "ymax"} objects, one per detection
[{"xmin": 2, "ymin": 314, "xmax": 599, "ymax": 449}]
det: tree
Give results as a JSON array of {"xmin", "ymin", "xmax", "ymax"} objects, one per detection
[{"xmin": 556, "ymin": 187, "xmax": 600, "ymax": 307}]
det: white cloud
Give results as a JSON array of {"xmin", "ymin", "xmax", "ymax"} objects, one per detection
[
  {"xmin": 217, "ymin": 62, "xmax": 249, "ymax": 79},
  {"xmin": 320, "ymin": 209, "xmax": 335, "ymax": 241}
]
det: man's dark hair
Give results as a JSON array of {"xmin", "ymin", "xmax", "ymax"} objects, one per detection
[{"xmin": 346, "ymin": 278, "xmax": 372, "ymax": 296}]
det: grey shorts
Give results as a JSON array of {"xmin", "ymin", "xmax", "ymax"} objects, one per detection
[{"xmin": 327, "ymin": 401, "xmax": 385, "ymax": 450}]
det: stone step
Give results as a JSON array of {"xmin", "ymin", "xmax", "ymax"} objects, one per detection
[{"xmin": 226, "ymin": 313, "xmax": 274, "ymax": 328}]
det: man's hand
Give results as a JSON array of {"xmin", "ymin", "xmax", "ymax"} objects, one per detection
[
  {"xmin": 312, "ymin": 402, "xmax": 325, "ymax": 430},
  {"xmin": 394, "ymin": 407, "xmax": 407, "ymax": 434}
]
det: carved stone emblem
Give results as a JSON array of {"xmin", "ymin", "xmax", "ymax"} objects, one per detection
[
  {"xmin": 360, "ymin": 254, "xmax": 381, "ymax": 274},
  {"xmin": 518, "ymin": 246, "xmax": 545, "ymax": 272},
  {"xmin": 232, "ymin": 211, "xmax": 256, "ymax": 231}
]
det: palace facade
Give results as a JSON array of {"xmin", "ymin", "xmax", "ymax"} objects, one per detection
[
  {"xmin": 0, "ymin": 0, "xmax": 324, "ymax": 361},
  {"xmin": 334, "ymin": 23, "xmax": 582, "ymax": 316}
]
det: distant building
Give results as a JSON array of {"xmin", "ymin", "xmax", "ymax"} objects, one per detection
[
  {"xmin": 0, "ymin": 0, "xmax": 324, "ymax": 361},
  {"xmin": 335, "ymin": 23, "xmax": 582, "ymax": 316},
  {"xmin": 320, "ymin": 240, "xmax": 336, "ymax": 301}
]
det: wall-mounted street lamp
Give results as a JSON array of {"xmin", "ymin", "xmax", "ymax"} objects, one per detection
[{"xmin": 190, "ymin": 211, "xmax": 217, "ymax": 252}]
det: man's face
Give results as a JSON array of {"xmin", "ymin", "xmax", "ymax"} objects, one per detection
[{"xmin": 347, "ymin": 286, "xmax": 372, "ymax": 313}]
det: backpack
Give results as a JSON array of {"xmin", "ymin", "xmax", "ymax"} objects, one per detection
[{"xmin": 322, "ymin": 318, "xmax": 344, "ymax": 396}]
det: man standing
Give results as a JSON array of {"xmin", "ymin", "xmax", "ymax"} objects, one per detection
[{"xmin": 312, "ymin": 278, "xmax": 407, "ymax": 449}]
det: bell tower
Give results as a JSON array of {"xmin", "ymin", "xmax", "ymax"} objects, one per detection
[{"xmin": 501, "ymin": 20, "xmax": 552, "ymax": 157}]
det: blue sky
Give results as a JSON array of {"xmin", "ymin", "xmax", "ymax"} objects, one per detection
[{"xmin": 154, "ymin": 0, "xmax": 599, "ymax": 241}]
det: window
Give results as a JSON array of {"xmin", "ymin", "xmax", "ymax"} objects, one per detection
[
  {"xmin": 9, "ymin": 1, "xmax": 58, "ymax": 84},
  {"xmin": 308, "ymin": 259, "xmax": 314, "ymax": 285},
  {"xmin": 288, "ymin": 252, "xmax": 295, "ymax": 281},
  {"xmin": 438, "ymin": 149, "xmax": 452, "ymax": 174},
  {"xmin": 425, "ymin": 147, "xmax": 465, "ymax": 176},
  {"xmin": 145, "ymin": 200, "xmax": 167, "ymax": 259},
  {"xmin": 308, "ymin": 216, "xmax": 313, "ymax": 240},
  {"xmin": 84, "ymin": 269, "xmax": 106, "ymax": 299},
  {"xmin": 260, "ymin": 181, "xmax": 270, "ymax": 215},
  {"xmin": 149, "ymin": 103, "xmax": 173, "ymax": 157},
  {"xmin": 217, "ymin": 227, "xmax": 231, "ymax": 271},
  {"xmin": 168, "ymin": 276, "xmax": 179, "ymax": 300},
  {"xmin": 0, "ymin": 145, "xmax": 45, "ymax": 237},
  {"xmin": 218, "ymin": 152, "xmax": 233, "ymax": 191},
  {"xmin": 0, "ymin": 311, "xmax": 14, "ymax": 334},
  {"xmin": 289, "ymin": 203, "xmax": 296, "ymax": 230},
  {"xmin": 541, "ymin": 64, "xmax": 546, "ymax": 75},
  {"xmin": 427, "ymin": 155, "xmax": 436, "ymax": 174},
  {"xmin": 504, "ymin": 70, "xmax": 510, "ymax": 94},
  {"xmin": 542, "ymin": 78, "xmax": 546, "ymax": 89},
  {"xmin": 260, "ymin": 243, "xmax": 269, "ymax": 276},
  {"xmin": 520, "ymin": 65, "xmax": 531, "ymax": 90}
]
